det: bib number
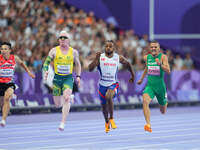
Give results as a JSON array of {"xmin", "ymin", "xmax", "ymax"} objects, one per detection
[
  {"xmin": 148, "ymin": 66, "xmax": 160, "ymax": 76},
  {"xmin": 57, "ymin": 65, "xmax": 70, "ymax": 74}
]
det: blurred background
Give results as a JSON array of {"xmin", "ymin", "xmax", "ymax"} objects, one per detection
[{"xmin": 0, "ymin": 0, "xmax": 200, "ymax": 114}]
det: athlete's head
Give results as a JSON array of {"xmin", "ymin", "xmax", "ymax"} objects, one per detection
[
  {"xmin": 58, "ymin": 30, "xmax": 70, "ymax": 48},
  {"xmin": 105, "ymin": 40, "xmax": 115, "ymax": 57},
  {"xmin": 150, "ymin": 40, "xmax": 160, "ymax": 57},
  {"xmin": 0, "ymin": 42, "xmax": 12, "ymax": 56}
]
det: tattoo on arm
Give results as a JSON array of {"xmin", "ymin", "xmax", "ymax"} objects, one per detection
[{"xmin": 42, "ymin": 48, "xmax": 55, "ymax": 72}]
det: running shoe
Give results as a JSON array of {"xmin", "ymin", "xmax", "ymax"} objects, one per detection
[
  {"xmin": 58, "ymin": 122, "xmax": 65, "ymax": 131},
  {"xmin": 105, "ymin": 122, "xmax": 110, "ymax": 133},
  {"xmin": 0, "ymin": 120, "xmax": 6, "ymax": 127},
  {"xmin": 144, "ymin": 124, "xmax": 152, "ymax": 132},
  {"xmin": 109, "ymin": 119, "xmax": 117, "ymax": 129}
]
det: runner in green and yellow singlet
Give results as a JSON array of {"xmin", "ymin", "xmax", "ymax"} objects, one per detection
[
  {"xmin": 137, "ymin": 40, "xmax": 170, "ymax": 132},
  {"xmin": 43, "ymin": 31, "xmax": 81, "ymax": 131}
]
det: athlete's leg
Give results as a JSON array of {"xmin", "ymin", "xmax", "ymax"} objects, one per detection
[
  {"xmin": 1, "ymin": 88, "xmax": 14, "ymax": 126},
  {"xmin": 0, "ymin": 96, "xmax": 4, "ymax": 109},
  {"xmin": 143, "ymin": 93, "xmax": 152, "ymax": 132},
  {"xmin": 101, "ymin": 103, "xmax": 109, "ymax": 123},
  {"xmin": 53, "ymin": 96, "xmax": 62, "ymax": 107},
  {"xmin": 61, "ymin": 88, "xmax": 72, "ymax": 124},
  {"xmin": 142, "ymin": 93, "xmax": 152, "ymax": 125},
  {"xmin": 156, "ymin": 87, "xmax": 168, "ymax": 114},
  {"xmin": 160, "ymin": 103, "xmax": 168, "ymax": 114},
  {"xmin": 99, "ymin": 85, "xmax": 110, "ymax": 133},
  {"xmin": 105, "ymin": 89, "xmax": 115, "ymax": 119},
  {"xmin": 105, "ymin": 88, "xmax": 117, "ymax": 129}
]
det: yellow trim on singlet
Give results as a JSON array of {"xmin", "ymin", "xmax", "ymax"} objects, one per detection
[{"xmin": 54, "ymin": 46, "xmax": 74, "ymax": 75}]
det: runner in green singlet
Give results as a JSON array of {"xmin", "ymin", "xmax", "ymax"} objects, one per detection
[{"xmin": 137, "ymin": 40, "xmax": 170, "ymax": 132}]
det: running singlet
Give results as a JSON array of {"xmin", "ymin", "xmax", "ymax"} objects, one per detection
[
  {"xmin": 98, "ymin": 53, "xmax": 119, "ymax": 87},
  {"xmin": 54, "ymin": 46, "xmax": 74, "ymax": 76},
  {"xmin": 147, "ymin": 53, "xmax": 164, "ymax": 85},
  {"xmin": 0, "ymin": 54, "xmax": 16, "ymax": 83}
]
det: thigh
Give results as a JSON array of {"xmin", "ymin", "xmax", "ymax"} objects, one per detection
[
  {"xmin": 53, "ymin": 82, "xmax": 62, "ymax": 96},
  {"xmin": 107, "ymin": 83, "xmax": 119, "ymax": 98},
  {"xmin": 53, "ymin": 76, "xmax": 62, "ymax": 96},
  {"xmin": 155, "ymin": 87, "xmax": 167, "ymax": 106},
  {"xmin": 53, "ymin": 96, "xmax": 62, "ymax": 107},
  {"xmin": 4, "ymin": 87, "xmax": 14, "ymax": 101},
  {"xmin": 105, "ymin": 89, "xmax": 115, "ymax": 100},
  {"xmin": 62, "ymin": 76, "xmax": 73, "ymax": 92},
  {"xmin": 143, "ymin": 86, "xmax": 155, "ymax": 100},
  {"xmin": 98, "ymin": 85, "xmax": 108, "ymax": 104}
]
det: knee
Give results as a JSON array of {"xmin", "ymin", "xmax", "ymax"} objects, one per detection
[
  {"xmin": 143, "ymin": 99, "xmax": 149, "ymax": 106},
  {"xmin": 63, "ymin": 89, "xmax": 72, "ymax": 101}
]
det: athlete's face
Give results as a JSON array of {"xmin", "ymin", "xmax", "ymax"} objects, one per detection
[
  {"xmin": 59, "ymin": 33, "xmax": 69, "ymax": 47},
  {"xmin": 1, "ymin": 45, "xmax": 11, "ymax": 56},
  {"xmin": 105, "ymin": 42, "xmax": 114, "ymax": 56},
  {"xmin": 150, "ymin": 42, "xmax": 160, "ymax": 57}
]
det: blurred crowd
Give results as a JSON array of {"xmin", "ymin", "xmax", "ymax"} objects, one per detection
[{"xmin": 0, "ymin": 0, "xmax": 194, "ymax": 72}]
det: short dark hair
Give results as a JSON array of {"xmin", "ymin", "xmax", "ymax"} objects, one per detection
[
  {"xmin": 1, "ymin": 42, "xmax": 12, "ymax": 49},
  {"xmin": 150, "ymin": 40, "xmax": 160, "ymax": 46},
  {"xmin": 150, "ymin": 40, "xmax": 159, "ymax": 44}
]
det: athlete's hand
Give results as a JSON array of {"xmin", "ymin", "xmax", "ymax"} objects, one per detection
[
  {"xmin": 76, "ymin": 76, "xmax": 81, "ymax": 88},
  {"xmin": 137, "ymin": 79, "xmax": 143, "ymax": 85},
  {"xmin": 155, "ymin": 58, "xmax": 161, "ymax": 65},
  {"xmin": 95, "ymin": 52, "xmax": 101, "ymax": 60},
  {"xmin": 129, "ymin": 76, "xmax": 134, "ymax": 83},
  {"xmin": 44, "ymin": 71, "xmax": 48, "ymax": 80},
  {"xmin": 28, "ymin": 71, "xmax": 35, "ymax": 79}
]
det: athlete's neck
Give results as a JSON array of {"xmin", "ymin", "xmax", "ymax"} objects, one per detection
[
  {"xmin": 60, "ymin": 45, "xmax": 69, "ymax": 51},
  {"xmin": 105, "ymin": 52, "xmax": 114, "ymax": 58},
  {"xmin": 152, "ymin": 53, "xmax": 160, "ymax": 57},
  {"xmin": 3, "ymin": 54, "xmax": 10, "ymax": 60}
]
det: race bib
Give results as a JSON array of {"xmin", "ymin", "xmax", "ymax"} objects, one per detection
[
  {"xmin": 0, "ymin": 69, "xmax": 14, "ymax": 77},
  {"xmin": 57, "ymin": 65, "xmax": 70, "ymax": 74},
  {"xmin": 148, "ymin": 66, "xmax": 160, "ymax": 76}
]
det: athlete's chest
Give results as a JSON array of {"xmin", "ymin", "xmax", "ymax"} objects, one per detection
[{"xmin": 0, "ymin": 57, "xmax": 16, "ymax": 69}]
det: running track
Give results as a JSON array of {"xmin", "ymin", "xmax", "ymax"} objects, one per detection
[{"xmin": 0, "ymin": 106, "xmax": 200, "ymax": 150}]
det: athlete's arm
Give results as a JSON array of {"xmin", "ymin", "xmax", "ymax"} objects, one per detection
[
  {"xmin": 161, "ymin": 54, "xmax": 170, "ymax": 74},
  {"xmin": 88, "ymin": 52, "xmax": 101, "ymax": 72},
  {"xmin": 137, "ymin": 55, "xmax": 147, "ymax": 85},
  {"xmin": 15, "ymin": 55, "xmax": 35, "ymax": 79},
  {"xmin": 73, "ymin": 49, "xmax": 81, "ymax": 76},
  {"xmin": 119, "ymin": 55, "xmax": 135, "ymax": 83},
  {"xmin": 73, "ymin": 49, "xmax": 81, "ymax": 87},
  {"xmin": 42, "ymin": 48, "xmax": 56, "ymax": 72}
]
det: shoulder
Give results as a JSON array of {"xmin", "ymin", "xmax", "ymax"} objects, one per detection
[
  {"xmin": 14, "ymin": 55, "xmax": 22, "ymax": 63},
  {"xmin": 114, "ymin": 53, "xmax": 119, "ymax": 57},
  {"xmin": 73, "ymin": 48, "xmax": 79, "ymax": 56},
  {"xmin": 161, "ymin": 54, "xmax": 167, "ymax": 60},
  {"xmin": 143, "ymin": 55, "xmax": 148, "ymax": 61}
]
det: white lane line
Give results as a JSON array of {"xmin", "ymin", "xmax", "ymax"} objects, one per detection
[
  {"xmin": 21, "ymin": 132, "xmax": 200, "ymax": 150},
  {"xmin": 5, "ymin": 111, "xmax": 200, "ymax": 128},
  {"xmin": 1, "ymin": 117, "xmax": 200, "ymax": 136},
  {"xmin": 1, "ymin": 126, "xmax": 200, "ymax": 146},
  {"xmin": 107, "ymin": 139, "xmax": 200, "ymax": 150},
  {"xmin": 2, "ymin": 113, "xmax": 200, "ymax": 131}
]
